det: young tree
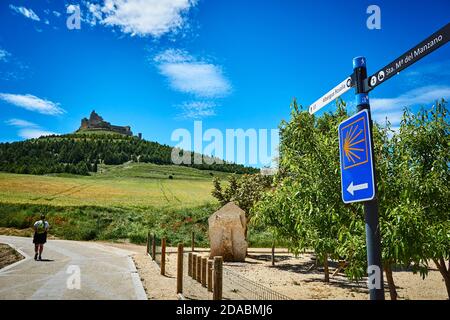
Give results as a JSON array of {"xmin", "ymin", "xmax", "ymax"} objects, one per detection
[
  {"xmin": 255, "ymin": 99, "xmax": 366, "ymax": 282},
  {"xmin": 211, "ymin": 174, "xmax": 273, "ymax": 239},
  {"xmin": 256, "ymin": 97, "xmax": 449, "ymax": 298},
  {"xmin": 393, "ymin": 100, "xmax": 450, "ymax": 298}
]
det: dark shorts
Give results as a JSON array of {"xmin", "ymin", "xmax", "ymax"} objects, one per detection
[{"xmin": 33, "ymin": 232, "xmax": 47, "ymax": 244}]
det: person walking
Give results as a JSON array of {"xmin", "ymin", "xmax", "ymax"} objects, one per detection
[{"xmin": 33, "ymin": 214, "xmax": 50, "ymax": 261}]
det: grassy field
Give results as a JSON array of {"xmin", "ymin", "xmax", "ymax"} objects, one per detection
[
  {"xmin": 0, "ymin": 162, "xmax": 227, "ymax": 209},
  {"xmin": 0, "ymin": 163, "xmax": 273, "ymax": 246}
]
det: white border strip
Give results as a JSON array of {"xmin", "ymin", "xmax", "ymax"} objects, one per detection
[{"xmin": 127, "ymin": 256, "xmax": 147, "ymax": 300}]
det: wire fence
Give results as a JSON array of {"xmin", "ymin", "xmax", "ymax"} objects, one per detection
[
  {"xmin": 178, "ymin": 251, "xmax": 291, "ymax": 300},
  {"xmin": 154, "ymin": 238, "xmax": 162, "ymax": 267},
  {"xmin": 180, "ymin": 252, "xmax": 212, "ymax": 300},
  {"xmin": 222, "ymin": 266, "xmax": 291, "ymax": 300}
]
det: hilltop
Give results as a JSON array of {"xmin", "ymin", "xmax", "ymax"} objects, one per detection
[
  {"xmin": 77, "ymin": 110, "xmax": 140, "ymax": 138},
  {"xmin": 0, "ymin": 113, "xmax": 258, "ymax": 176}
]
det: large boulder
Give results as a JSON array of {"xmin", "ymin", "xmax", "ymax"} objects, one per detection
[{"xmin": 208, "ymin": 202, "xmax": 248, "ymax": 262}]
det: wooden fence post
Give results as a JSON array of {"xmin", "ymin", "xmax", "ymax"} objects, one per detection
[
  {"xmin": 271, "ymin": 239, "xmax": 275, "ymax": 266},
  {"xmin": 192, "ymin": 254, "xmax": 197, "ymax": 280},
  {"xmin": 188, "ymin": 253, "xmax": 193, "ymax": 277},
  {"xmin": 191, "ymin": 231, "xmax": 195, "ymax": 252},
  {"xmin": 151, "ymin": 234, "xmax": 156, "ymax": 260},
  {"xmin": 201, "ymin": 257, "xmax": 207, "ymax": 287},
  {"xmin": 146, "ymin": 231, "xmax": 149, "ymax": 255},
  {"xmin": 207, "ymin": 260, "xmax": 213, "ymax": 292},
  {"xmin": 161, "ymin": 238, "xmax": 166, "ymax": 275},
  {"xmin": 177, "ymin": 243, "xmax": 183, "ymax": 294},
  {"xmin": 196, "ymin": 255, "xmax": 202, "ymax": 283},
  {"xmin": 213, "ymin": 256, "xmax": 223, "ymax": 300}
]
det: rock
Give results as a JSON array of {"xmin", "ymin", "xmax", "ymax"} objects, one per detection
[{"xmin": 208, "ymin": 202, "xmax": 248, "ymax": 262}]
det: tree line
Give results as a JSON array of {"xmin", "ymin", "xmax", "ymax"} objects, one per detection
[{"xmin": 0, "ymin": 133, "xmax": 258, "ymax": 176}]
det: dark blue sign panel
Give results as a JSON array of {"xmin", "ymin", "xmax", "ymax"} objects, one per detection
[{"xmin": 338, "ymin": 109, "xmax": 375, "ymax": 203}]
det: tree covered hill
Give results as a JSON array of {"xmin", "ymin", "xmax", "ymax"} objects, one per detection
[{"xmin": 0, "ymin": 131, "xmax": 258, "ymax": 176}]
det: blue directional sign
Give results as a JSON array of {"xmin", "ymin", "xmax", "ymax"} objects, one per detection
[{"xmin": 338, "ymin": 109, "xmax": 375, "ymax": 203}]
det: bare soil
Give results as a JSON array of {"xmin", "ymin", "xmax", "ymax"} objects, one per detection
[
  {"xmin": 0, "ymin": 243, "xmax": 24, "ymax": 269},
  {"xmin": 0, "ymin": 227, "xmax": 59, "ymax": 240},
  {"xmin": 111, "ymin": 243, "xmax": 448, "ymax": 300}
]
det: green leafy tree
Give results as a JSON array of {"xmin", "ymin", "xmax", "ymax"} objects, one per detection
[
  {"xmin": 255, "ymin": 97, "xmax": 449, "ymax": 298},
  {"xmin": 390, "ymin": 100, "xmax": 450, "ymax": 298},
  {"xmin": 254, "ymin": 98, "xmax": 365, "ymax": 282},
  {"xmin": 211, "ymin": 174, "xmax": 273, "ymax": 239}
]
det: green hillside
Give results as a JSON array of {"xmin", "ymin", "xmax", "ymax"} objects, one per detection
[
  {"xmin": 74, "ymin": 129, "xmax": 129, "ymax": 136},
  {"xmin": 0, "ymin": 131, "xmax": 258, "ymax": 176},
  {"xmin": 96, "ymin": 161, "xmax": 231, "ymax": 180}
]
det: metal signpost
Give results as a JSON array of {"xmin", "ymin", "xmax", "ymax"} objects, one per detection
[
  {"xmin": 307, "ymin": 23, "xmax": 449, "ymax": 300},
  {"xmin": 350, "ymin": 56, "xmax": 384, "ymax": 300}
]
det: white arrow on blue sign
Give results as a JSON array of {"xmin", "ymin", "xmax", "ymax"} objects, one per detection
[{"xmin": 338, "ymin": 109, "xmax": 375, "ymax": 203}]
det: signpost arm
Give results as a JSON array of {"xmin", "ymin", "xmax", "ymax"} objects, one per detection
[{"xmin": 353, "ymin": 56, "xmax": 385, "ymax": 300}]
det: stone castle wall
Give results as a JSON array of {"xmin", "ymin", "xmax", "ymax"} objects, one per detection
[{"xmin": 78, "ymin": 111, "xmax": 133, "ymax": 136}]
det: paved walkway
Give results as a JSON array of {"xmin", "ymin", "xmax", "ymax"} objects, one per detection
[{"xmin": 0, "ymin": 236, "xmax": 147, "ymax": 300}]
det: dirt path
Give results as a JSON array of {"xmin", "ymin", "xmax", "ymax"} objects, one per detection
[{"xmin": 125, "ymin": 244, "xmax": 448, "ymax": 300}]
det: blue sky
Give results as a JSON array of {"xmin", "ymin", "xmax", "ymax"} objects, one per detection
[{"xmin": 0, "ymin": 0, "xmax": 449, "ymax": 166}]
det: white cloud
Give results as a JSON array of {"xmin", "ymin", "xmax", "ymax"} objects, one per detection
[
  {"xmin": 85, "ymin": 0, "xmax": 197, "ymax": 37},
  {"xmin": 87, "ymin": 3, "xmax": 103, "ymax": 26},
  {"xmin": 0, "ymin": 49, "xmax": 10, "ymax": 62},
  {"xmin": 0, "ymin": 52, "xmax": 30, "ymax": 80},
  {"xmin": 0, "ymin": 93, "xmax": 65, "ymax": 115},
  {"xmin": 371, "ymin": 110, "xmax": 405, "ymax": 128},
  {"xmin": 9, "ymin": 5, "xmax": 40, "ymax": 22},
  {"xmin": 53, "ymin": 11, "xmax": 62, "ymax": 17},
  {"xmin": 179, "ymin": 101, "xmax": 217, "ymax": 119},
  {"xmin": 154, "ymin": 49, "xmax": 193, "ymax": 63},
  {"xmin": 5, "ymin": 119, "xmax": 39, "ymax": 128},
  {"xmin": 405, "ymin": 60, "xmax": 450, "ymax": 78},
  {"xmin": 17, "ymin": 128, "xmax": 58, "ymax": 139},
  {"xmin": 6, "ymin": 118, "xmax": 58, "ymax": 139},
  {"xmin": 371, "ymin": 85, "xmax": 450, "ymax": 125},
  {"xmin": 155, "ymin": 49, "xmax": 232, "ymax": 98}
]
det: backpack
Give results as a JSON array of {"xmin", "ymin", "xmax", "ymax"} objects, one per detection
[{"xmin": 36, "ymin": 220, "xmax": 47, "ymax": 234}]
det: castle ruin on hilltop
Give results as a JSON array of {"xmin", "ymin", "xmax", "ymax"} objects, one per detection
[{"xmin": 78, "ymin": 110, "xmax": 137, "ymax": 137}]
